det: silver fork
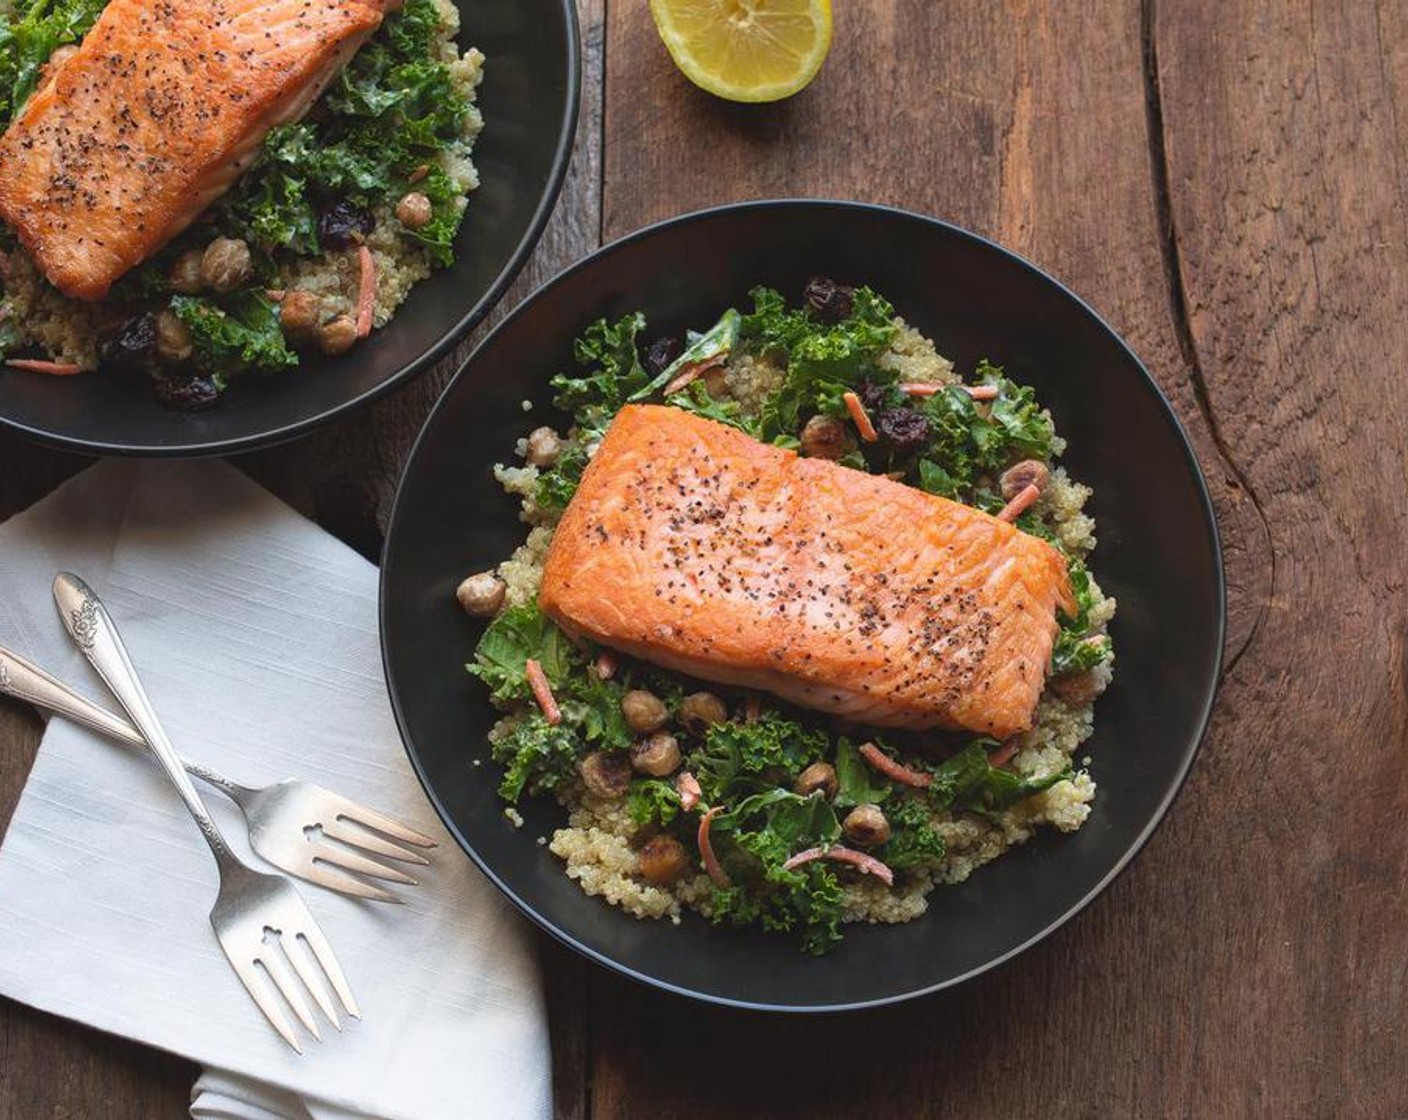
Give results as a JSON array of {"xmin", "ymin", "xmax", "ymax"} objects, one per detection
[
  {"xmin": 0, "ymin": 643, "xmax": 435, "ymax": 904},
  {"xmin": 52, "ymin": 572, "xmax": 358, "ymax": 1052}
]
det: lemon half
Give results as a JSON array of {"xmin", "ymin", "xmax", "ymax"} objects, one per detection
[{"xmin": 649, "ymin": 0, "xmax": 833, "ymax": 104}]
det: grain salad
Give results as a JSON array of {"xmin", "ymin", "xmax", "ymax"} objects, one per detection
[
  {"xmin": 0, "ymin": 0, "xmax": 482, "ymax": 409},
  {"xmin": 461, "ymin": 279, "xmax": 1116, "ymax": 953}
]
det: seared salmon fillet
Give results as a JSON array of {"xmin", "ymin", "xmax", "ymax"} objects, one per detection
[
  {"xmin": 0, "ymin": 0, "xmax": 388, "ymax": 301},
  {"xmin": 539, "ymin": 405, "xmax": 1077, "ymax": 738}
]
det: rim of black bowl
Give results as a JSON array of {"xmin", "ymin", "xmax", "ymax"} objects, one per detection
[
  {"xmin": 381, "ymin": 199, "xmax": 1228, "ymax": 1012},
  {"xmin": 0, "ymin": 2, "xmax": 581, "ymax": 459}
]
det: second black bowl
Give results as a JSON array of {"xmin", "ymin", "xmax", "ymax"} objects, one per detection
[
  {"xmin": 381, "ymin": 200, "xmax": 1225, "ymax": 1010},
  {"xmin": 0, "ymin": 0, "xmax": 578, "ymax": 456}
]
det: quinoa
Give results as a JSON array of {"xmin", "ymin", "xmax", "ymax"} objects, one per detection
[{"xmin": 487, "ymin": 316, "xmax": 1117, "ymax": 936}]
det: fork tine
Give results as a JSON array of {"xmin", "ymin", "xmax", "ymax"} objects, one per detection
[
  {"xmin": 322, "ymin": 817, "xmax": 432, "ymax": 866},
  {"xmin": 297, "ymin": 918, "xmax": 359, "ymax": 1019},
  {"xmin": 230, "ymin": 953, "xmax": 303, "ymax": 1053},
  {"xmin": 334, "ymin": 804, "xmax": 437, "ymax": 849},
  {"xmin": 284, "ymin": 933, "xmax": 341, "ymax": 1032},
  {"xmin": 259, "ymin": 942, "xmax": 320, "ymax": 1042},
  {"xmin": 301, "ymin": 859, "xmax": 405, "ymax": 903},
  {"xmin": 313, "ymin": 842, "xmax": 420, "ymax": 886}
]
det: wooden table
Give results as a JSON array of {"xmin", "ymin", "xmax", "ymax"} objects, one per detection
[{"xmin": 3, "ymin": 2, "xmax": 1405, "ymax": 1115}]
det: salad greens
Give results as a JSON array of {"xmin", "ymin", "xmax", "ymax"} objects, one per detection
[
  {"xmin": 471, "ymin": 282, "xmax": 1112, "ymax": 953},
  {"xmin": 0, "ymin": 0, "xmax": 477, "ymax": 396},
  {"xmin": 217, "ymin": 0, "xmax": 471, "ymax": 267}
]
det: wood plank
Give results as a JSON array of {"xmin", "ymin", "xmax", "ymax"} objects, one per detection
[
  {"xmin": 1150, "ymin": 0, "xmax": 1408, "ymax": 1113},
  {"xmin": 0, "ymin": 2, "xmax": 604, "ymax": 1114},
  {"xmin": 589, "ymin": 2, "xmax": 1274, "ymax": 1118}
]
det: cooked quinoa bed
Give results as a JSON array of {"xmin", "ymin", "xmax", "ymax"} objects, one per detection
[{"xmin": 478, "ymin": 304, "xmax": 1116, "ymax": 943}]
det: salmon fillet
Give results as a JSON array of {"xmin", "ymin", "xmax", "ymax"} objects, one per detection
[
  {"xmin": 539, "ymin": 405, "xmax": 1077, "ymax": 739},
  {"xmin": 0, "ymin": 0, "xmax": 388, "ymax": 301}
]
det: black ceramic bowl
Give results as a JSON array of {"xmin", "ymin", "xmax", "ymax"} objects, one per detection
[
  {"xmin": 381, "ymin": 201, "xmax": 1225, "ymax": 1010},
  {"xmin": 0, "ymin": 0, "xmax": 578, "ymax": 457}
]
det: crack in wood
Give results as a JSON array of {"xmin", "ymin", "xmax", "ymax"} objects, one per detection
[{"xmin": 1141, "ymin": 0, "xmax": 1274, "ymax": 672}]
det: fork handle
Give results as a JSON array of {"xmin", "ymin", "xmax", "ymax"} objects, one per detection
[
  {"xmin": 52, "ymin": 573, "xmax": 240, "ymax": 870},
  {"xmin": 0, "ymin": 643, "xmax": 247, "ymax": 800}
]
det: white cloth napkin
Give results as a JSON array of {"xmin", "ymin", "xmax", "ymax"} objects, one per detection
[{"xmin": 0, "ymin": 459, "xmax": 551, "ymax": 1120}]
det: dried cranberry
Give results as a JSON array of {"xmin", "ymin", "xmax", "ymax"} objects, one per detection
[
  {"xmin": 803, "ymin": 276, "xmax": 855, "ymax": 323},
  {"xmin": 876, "ymin": 407, "xmax": 931, "ymax": 454},
  {"xmin": 858, "ymin": 381, "xmax": 890, "ymax": 413},
  {"xmin": 103, "ymin": 314, "xmax": 156, "ymax": 372},
  {"xmin": 317, "ymin": 201, "xmax": 375, "ymax": 249},
  {"xmin": 152, "ymin": 374, "xmax": 221, "ymax": 411},
  {"xmin": 643, "ymin": 335, "xmax": 682, "ymax": 376}
]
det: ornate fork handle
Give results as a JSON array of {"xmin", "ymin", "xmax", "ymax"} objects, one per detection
[
  {"xmin": 0, "ymin": 645, "xmax": 248, "ymax": 801},
  {"xmin": 52, "ymin": 573, "xmax": 242, "ymax": 869}
]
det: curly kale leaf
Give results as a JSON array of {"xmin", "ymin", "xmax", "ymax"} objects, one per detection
[
  {"xmin": 878, "ymin": 795, "xmax": 947, "ymax": 870},
  {"xmin": 1051, "ymin": 559, "xmax": 1114, "ymax": 676},
  {"xmin": 689, "ymin": 712, "xmax": 829, "ymax": 804},
  {"xmin": 0, "ymin": 0, "xmax": 103, "ymax": 125},
  {"xmin": 930, "ymin": 742, "xmax": 1071, "ymax": 815},
  {"xmin": 833, "ymin": 738, "xmax": 891, "ymax": 808},
  {"xmin": 170, "ymin": 293, "xmax": 297, "ymax": 382},
  {"xmin": 533, "ymin": 440, "xmax": 591, "ymax": 516},
  {"xmin": 706, "ymin": 828, "xmax": 845, "ymax": 955},
  {"xmin": 626, "ymin": 779, "xmax": 682, "ymax": 827},
  {"xmin": 490, "ymin": 713, "xmax": 579, "ymax": 803},
  {"xmin": 467, "ymin": 603, "xmax": 575, "ymax": 705},
  {"xmin": 744, "ymin": 285, "xmax": 899, "ymax": 441},
  {"xmin": 550, "ymin": 312, "xmax": 651, "ymax": 425}
]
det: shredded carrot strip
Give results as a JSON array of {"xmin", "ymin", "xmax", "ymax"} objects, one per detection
[
  {"xmin": 408, "ymin": 164, "xmax": 430, "ymax": 183},
  {"xmin": 524, "ymin": 658, "xmax": 561, "ymax": 725},
  {"xmin": 698, "ymin": 806, "xmax": 730, "ymax": 887},
  {"xmin": 594, "ymin": 650, "xmax": 618, "ymax": 680},
  {"xmin": 858, "ymin": 742, "xmax": 932, "ymax": 788},
  {"xmin": 996, "ymin": 483, "xmax": 1041, "ymax": 523},
  {"xmin": 962, "ymin": 384, "xmax": 1000, "ymax": 400},
  {"xmin": 783, "ymin": 845, "xmax": 895, "ymax": 886},
  {"xmin": 842, "ymin": 391, "xmax": 878, "ymax": 442},
  {"xmin": 355, "ymin": 245, "xmax": 376, "ymax": 339},
  {"xmin": 988, "ymin": 740, "xmax": 1019, "ymax": 769},
  {"xmin": 676, "ymin": 771, "xmax": 702, "ymax": 812},
  {"xmin": 5, "ymin": 358, "xmax": 82, "ymax": 376},
  {"xmin": 663, "ymin": 355, "xmax": 724, "ymax": 397},
  {"xmin": 899, "ymin": 382, "xmax": 943, "ymax": 397}
]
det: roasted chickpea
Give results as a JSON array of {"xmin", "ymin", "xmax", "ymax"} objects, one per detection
[
  {"xmin": 525, "ymin": 426, "xmax": 563, "ymax": 467},
  {"xmin": 637, "ymin": 834, "xmax": 690, "ymax": 886},
  {"xmin": 679, "ymin": 691, "xmax": 727, "ymax": 732},
  {"xmin": 621, "ymin": 689, "xmax": 669, "ymax": 734},
  {"xmin": 153, "ymin": 309, "xmax": 193, "ymax": 364},
  {"xmin": 842, "ymin": 804, "xmax": 891, "ymax": 847},
  {"xmin": 317, "ymin": 314, "xmax": 359, "ymax": 356},
  {"xmin": 455, "ymin": 572, "xmax": 506, "ymax": 617},
  {"xmin": 794, "ymin": 761, "xmax": 838, "ymax": 799},
  {"xmin": 579, "ymin": 751, "xmax": 632, "ymax": 800},
  {"xmin": 630, "ymin": 732, "xmax": 681, "ymax": 777},
  {"xmin": 279, "ymin": 289, "xmax": 323, "ymax": 345},
  {"xmin": 200, "ymin": 237, "xmax": 253, "ymax": 293},
  {"xmin": 395, "ymin": 191, "xmax": 434, "ymax": 229},
  {"xmin": 800, "ymin": 414, "xmax": 855, "ymax": 460},
  {"xmin": 168, "ymin": 249, "xmax": 206, "ymax": 295},
  {"xmin": 1000, "ymin": 459, "xmax": 1051, "ymax": 501},
  {"xmin": 701, "ymin": 363, "xmax": 730, "ymax": 397}
]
